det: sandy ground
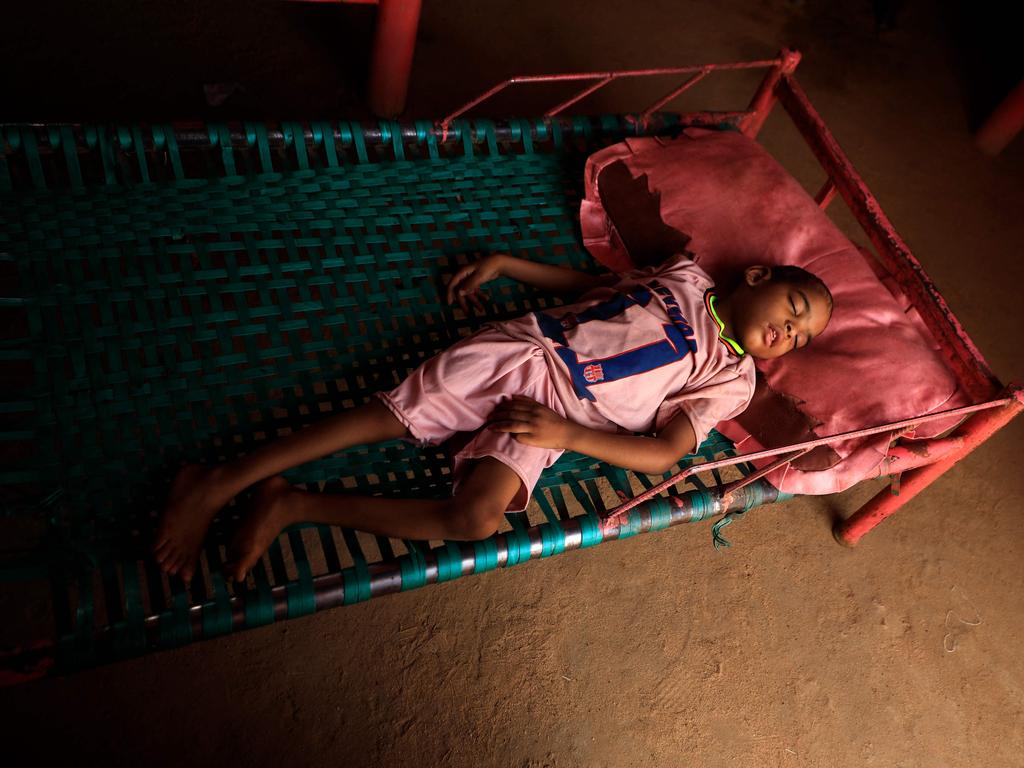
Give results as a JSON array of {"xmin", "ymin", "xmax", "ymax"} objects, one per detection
[{"xmin": 2, "ymin": 1, "xmax": 1023, "ymax": 766}]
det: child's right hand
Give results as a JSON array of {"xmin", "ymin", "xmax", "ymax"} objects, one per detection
[{"xmin": 446, "ymin": 254, "xmax": 506, "ymax": 313}]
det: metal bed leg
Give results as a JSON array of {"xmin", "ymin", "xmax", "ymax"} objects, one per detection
[
  {"xmin": 835, "ymin": 384, "xmax": 1023, "ymax": 546},
  {"xmin": 368, "ymin": 0, "xmax": 422, "ymax": 118}
]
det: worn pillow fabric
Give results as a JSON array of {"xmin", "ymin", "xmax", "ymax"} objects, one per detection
[{"xmin": 579, "ymin": 128, "xmax": 965, "ymax": 494}]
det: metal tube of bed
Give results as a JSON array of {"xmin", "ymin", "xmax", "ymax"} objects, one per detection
[
  {"xmin": 7, "ymin": 480, "xmax": 782, "ymax": 672},
  {"xmin": 835, "ymin": 384, "xmax": 1024, "ymax": 545},
  {"xmin": 603, "ymin": 396, "xmax": 1017, "ymax": 524},
  {"xmin": 773, "ymin": 72, "xmax": 1002, "ymax": 403},
  {"xmin": 739, "ymin": 48, "xmax": 802, "ymax": 139}
]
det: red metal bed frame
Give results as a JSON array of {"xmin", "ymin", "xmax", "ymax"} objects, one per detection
[{"xmin": 439, "ymin": 48, "xmax": 1022, "ymax": 544}]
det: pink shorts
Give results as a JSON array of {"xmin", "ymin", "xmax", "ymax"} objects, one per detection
[{"xmin": 375, "ymin": 327, "xmax": 566, "ymax": 512}]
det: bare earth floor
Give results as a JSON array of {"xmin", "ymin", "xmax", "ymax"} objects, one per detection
[{"xmin": 2, "ymin": 1, "xmax": 1022, "ymax": 766}]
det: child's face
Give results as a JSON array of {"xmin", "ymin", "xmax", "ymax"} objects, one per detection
[{"xmin": 731, "ymin": 267, "xmax": 832, "ymax": 360}]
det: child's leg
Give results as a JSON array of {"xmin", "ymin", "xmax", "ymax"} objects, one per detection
[
  {"xmin": 154, "ymin": 398, "xmax": 408, "ymax": 581},
  {"xmin": 223, "ymin": 457, "xmax": 523, "ymax": 582}
]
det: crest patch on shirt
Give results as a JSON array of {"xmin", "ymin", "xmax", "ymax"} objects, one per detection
[{"xmin": 583, "ymin": 363, "xmax": 605, "ymax": 383}]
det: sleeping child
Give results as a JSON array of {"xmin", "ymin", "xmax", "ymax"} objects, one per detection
[{"xmin": 153, "ymin": 252, "xmax": 832, "ymax": 583}]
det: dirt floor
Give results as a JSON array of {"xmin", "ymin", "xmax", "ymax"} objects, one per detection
[{"xmin": 2, "ymin": 1, "xmax": 1023, "ymax": 766}]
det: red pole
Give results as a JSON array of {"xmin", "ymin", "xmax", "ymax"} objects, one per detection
[
  {"xmin": 835, "ymin": 384, "xmax": 1024, "ymax": 546},
  {"xmin": 775, "ymin": 73, "xmax": 1002, "ymax": 403},
  {"xmin": 367, "ymin": 0, "xmax": 422, "ymax": 118},
  {"xmin": 739, "ymin": 48, "xmax": 801, "ymax": 138},
  {"xmin": 974, "ymin": 78, "xmax": 1024, "ymax": 156}
]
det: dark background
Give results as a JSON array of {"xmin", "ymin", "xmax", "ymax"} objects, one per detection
[{"xmin": 1, "ymin": 0, "xmax": 1020, "ymax": 129}]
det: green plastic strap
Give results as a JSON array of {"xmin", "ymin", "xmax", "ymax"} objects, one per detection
[
  {"xmin": 649, "ymin": 496, "xmax": 673, "ymax": 531},
  {"xmin": 504, "ymin": 511, "xmax": 532, "ymax": 566},
  {"xmin": 243, "ymin": 560, "xmax": 275, "ymax": 628},
  {"xmin": 51, "ymin": 126, "xmax": 84, "ymax": 188},
  {"xmin": 317, "ymin": 523, "xmax": 341, "ymax": 573},
  {"xmin": 533, "ymin": 491, "xmax": 566, "ymax": 557},
  {"xmin": 571, "ymin": 115, "xmax": 592, "ymax": 142},
  {"xmin": 311, "ymin": 121, "xmax": 339, "ymax": 167},
  {"xmin": 711, "ymin": 489, "xmax": 792, "ymax": 550},
  {"xmin": 0, "ymin": 126, "xmax": 17, "ymax": 192},
  {"xmin": 267, "ymin": 538, "xmax": 289, "ymax": 586},
  {"xmin": 345, "ymin": 121, "xmax": 369, "ymax": 164},
  {"xmin": 201, "ymin": 571, "xmax": 234, "ymax": 638},
  {"xmin": 151, "ymin": 124, "xmax": 184, "ymax": 179},
  {"xmin": 114, "ymin": 126, "xmax": 133, "ymax": 181},
  {"xmin": 84, "ymin": 126, "xmax": 118, "ymax": 185},
  {"xmin": 341, "ymin": 527, "xmax": 372, "ymax": 604},
  {"xmin": 208, "ymin": 123, "xmax": 236, "ymax": 175},
  {"xmin": 474, "ymin": 120, "xmax": 499, "ymax": 157},
  {"xmin": 414, "ymin": 120, "xmax": 439, "ymax": 160},
  {"xmin": 285, "ymin": 528, "xmax": 316, "ymax": 617},
  {"xmin": 18, "ymin": 127, "xmax": 46, "ymax": 190},
  {"xmin": 533, "ymin": 119, "xmax": 549, "ymax": 145},
  {"xmin": 158, "ymin": 585, "xmax": 193, "ymax": 648},
  {"xmin": 472, "ymin": 536, "xmax": 499, "ymax": 573},
  {"xmin": 113, "ymin": 556, "xmax": 146, "ymax": 653},
  {"xmin": 399, "ymin": 539, "xmax": 428, "ymax": 589},
  {"xmin": 282, "ymin": 122, "xmax": 309, "ymax": 170},
  {"xmin": 565, "ymin": 480, "xmax": 603, "ymax": 548},
  {"xmin": 130, "ymin": 125, "xmax": 151, "ymax": 183},
  {"xmin": 453, "ymin": 119, "xmax": 474, "ymax": 157},
  {"xmin": 513, "ymin": 118, "xmax": 534, "ymax": 154},
  {"xmin": 601, "ymin": 466, "xmax": 628, "ymax": 498},
  {"xmin": 550, "ymin": 119, "xmax": 564, "ymax": 149},
  {"xmin": 380, "ymin": 121, "xmax": 404, "ymax": 161},
  {"xmin": 244, "ymin": 121, "xmax": 273, "ymax": 174},
  {"xmin": 200, "ymin": 548, "xmax": 234, "ymax": 643},
  {"xmin": 712, "ymin": 512, "xmax": 740, "ymax": 550},
  {"xmin": 435, "ymin": 540, "xmax": 464, "ymax": 582},
  {"xmin": 535, "ymin": 488, "xmax": 563, "ymax": 528},
  {"xmin": 599, "ymin": 115, "xmax": 620, "ymax": 135}
]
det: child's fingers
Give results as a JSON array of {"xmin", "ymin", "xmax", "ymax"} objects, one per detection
[
  {"xmin": 487, "ymin": 411, "xmax": 532, "ymax": 427},
  {"xmin": 446, "ymin": 266, "xmax": 475, "ymax": 304},
  {"xmin": 487, "ymin": 419, "xmax": 532, "ymax": 434},
  {"xmin": 489, "ymin": 402, "xmax": 537, "ymax": 421},
  {"xmin": 467, "ymin": 291, "xmax": 486, "ymax": 313}
]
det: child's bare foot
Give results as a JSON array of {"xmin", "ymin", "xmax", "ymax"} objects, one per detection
[
  {"xmin": 153, "ymin": 463, "xmax": 234, "ymax": 582},
  {"xmin": 224, "ymin": 476, "xmax": 302, "ymax": 582}
]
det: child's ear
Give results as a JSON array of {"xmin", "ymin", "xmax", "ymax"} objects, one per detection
[{"xmin": 744, "ymin": 265, "xmax": 772, "ymax": 286}]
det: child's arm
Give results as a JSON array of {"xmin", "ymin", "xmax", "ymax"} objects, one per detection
[
  {"xmin": 489, "ymin": 396, "xmax": 696, "ymax": 475},
  {"xmin": 447, "ymin": 254, "xmax": 617, "ymax": 310},
  {"xmin": 566, "ymin": 411, "xmax": 696, "ymax": 474}
]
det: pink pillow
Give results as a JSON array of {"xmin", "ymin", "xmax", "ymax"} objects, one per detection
[{"xmin": 580, "ymin": 128, "xmax": 967, "ymax": 494}]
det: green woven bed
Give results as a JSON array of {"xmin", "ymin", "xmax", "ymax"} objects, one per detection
[{"xmin": 0, "ymin": 116, "xmax": 778, "ymax": 678}]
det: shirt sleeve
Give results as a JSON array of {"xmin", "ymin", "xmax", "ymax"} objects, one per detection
[
  {"xmin": 612, "ymin": 252, "xmax": 695, "ymax": 286},
  {"xmin": 654, "ymin": 361, "xmax": 756, "ymax": 447}
]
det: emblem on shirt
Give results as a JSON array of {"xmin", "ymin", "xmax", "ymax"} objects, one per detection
[{"xmin": 583, "ymin": 363, "xmax": 605, "ymax": 383}]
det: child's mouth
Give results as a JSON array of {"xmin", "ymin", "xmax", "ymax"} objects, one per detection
[{"xmin": 765, "ymin": 324, "xmax": 779, "ymax": 347}]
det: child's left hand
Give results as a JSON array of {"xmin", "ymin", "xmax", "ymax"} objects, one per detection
[{"xmin": 487, "ymin": 396, "xmax": 576, "ymax": 450}]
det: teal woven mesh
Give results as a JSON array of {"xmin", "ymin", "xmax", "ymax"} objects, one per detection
[{"xmin": 0, "ymin": 116, "xmax": 753, "ymax": 671}]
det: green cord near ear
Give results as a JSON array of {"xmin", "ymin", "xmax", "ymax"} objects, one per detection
[{"xmin": 706, "ymin": 291, "xmax": 746, "ymax": 356}]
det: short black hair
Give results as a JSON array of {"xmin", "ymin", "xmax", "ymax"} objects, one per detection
[{"xmin": 770, "ymin": 264, "xmax": 833, "ymax": 312}]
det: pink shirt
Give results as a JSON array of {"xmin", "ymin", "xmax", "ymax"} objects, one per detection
[{"xmin": 493, "ymin": 256, "xmax": 756, "ymax": 445}]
